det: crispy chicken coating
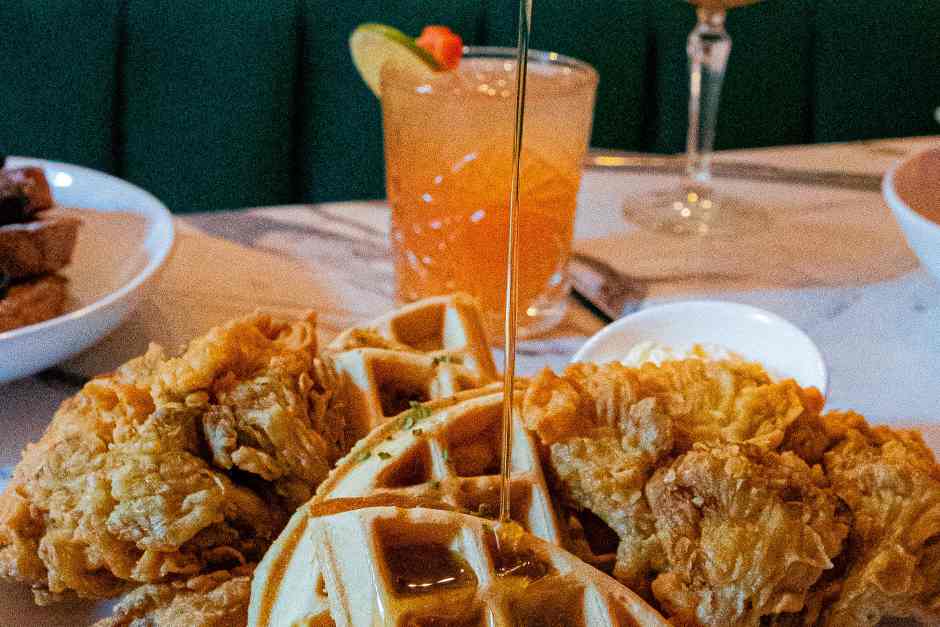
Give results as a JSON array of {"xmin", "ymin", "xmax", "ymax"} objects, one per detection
[
  {"xmin": 525, "ymin": 361, "xmax": 821, "ymax": 452},
  {"xmin": 522, "ymin": 365, "xmax": 640, "ymax": 446},
  {"xmin": 629, "ymin": 359, "xmax": 823, "ymax": 451},
  {"xmin": 92, "ymin": 566, "xmax": 252, "ymax": 627},
  {"xmin": 0, "ymin": 313, "xmax": 344, "ymax": 606},
  {"xmin": 123, "ymin": 312, "xmax": 344, "ymax": 508},
  {"xmin": 524, "ymin": 366, "xmax": 675, "ymax": 593},
  {"xmin": 5, "ymin": 308, "xmax": 939, "ymax": 627},
  {"xmin": 816, "ymin": 415, "xmax": 940, "ymax": 626},
  {"xmin": 645, "ymin": 443, "xmax": 849, "ymax": 626},
  {"xmin": 523, "ymin": 360, "xmax": 848, "ymax": 625},
  {"xmin": 547, "ymin": 398, "xmax": 672, "ymax": 593}
]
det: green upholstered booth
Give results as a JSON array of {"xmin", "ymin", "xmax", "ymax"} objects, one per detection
[
  {"xmin": 1, "ymin": 1, "xmax": 122, "ymax": 174},
  {"xmin": 1, "ymin": 1, "xmax": 938, "ymax": 213}
]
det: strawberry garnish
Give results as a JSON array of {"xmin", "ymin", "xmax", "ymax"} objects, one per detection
[{"xmin": 416, "ymin": 26, "xmax": 463, "ymax": 70}]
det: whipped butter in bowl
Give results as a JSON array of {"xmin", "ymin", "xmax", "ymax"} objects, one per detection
[
  {"xmin": 571, "ymin": 301, "xmax": 828, "ymax": 395},
  {"xmin": 620, "ymin": 340, "xmax": 740, "ymax": 367}
]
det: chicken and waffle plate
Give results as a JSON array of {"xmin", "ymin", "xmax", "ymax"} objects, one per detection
[{"xmin": 1, "ymin": 295, "xmax": 937, "ymax": 626}]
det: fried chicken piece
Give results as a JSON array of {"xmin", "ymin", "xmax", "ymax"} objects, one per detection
[
  {"xmin": 0, "ymin": 312, "xmax": 344, "ymax": 605},
  {"xmin": 629, "ymin": 358, "xmax": 823, "ymax": 451},
  {"xmin": 644, "ymin": 443, "xmax": 849, "ymax": 627},
  {"xmin": 522, "ymin": 365, "xmax": 641, "ymax": 446},
  {"xmin": 815, "ymin": 416, "xmax": 940, "ymax": 626},
  {"xmin": 524, "ymin": 366, "xmax": 672, "ymax": 593},
  {"xmin": 779, "ymin": 410, "xmax": 834, "ymax": 465},
  {"xmin": 525, "ymin": 360, "xmax": 821, "ymax": 452},
  {"xmin": 123, "ymin": 312, "xmax": 344, "ymax": 508},
  {"xmin": 93, "ymin": 566, "xmax": 252, "ymax": 627},
  {"xmin": 547, "ymin": 397, "xmax": 672, "ymax": 593},
  {"xmin": 523, "ymin": 361, "xmax": 828, "ymax": 598},
  {"xmin": 0, "ymin": 382, "xmax": 275, "ymax": 603}
]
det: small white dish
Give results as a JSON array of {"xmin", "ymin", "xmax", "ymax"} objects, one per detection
[
  {"xmin": 0, "ymin": 157, "xmax": 175, "ymax": 384},
  {"xmin": 882, "ymin": 145, "xmax": 940, "ymax": 283},
  {"xmin": 571, "ymin": 300, "xmax": 828, "ymax": 394}
]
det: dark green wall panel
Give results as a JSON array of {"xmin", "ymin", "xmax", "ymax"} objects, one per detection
[
  {"xmin": 649, "ymin": 0, "xmax": 813, "ymax": 153},
  {"xmin": 813, "ymin": 0, "xmax": 940, "ymax": 143},
  {"xmin": 2, "ymin": 1, "xmax": 939, "ymax": 212},
  {"xmin": 0, "ymin": 0, "xmax": 120, "ymax": 172},
  {"xmin": 298, "ymin": 1, "xmax": 483, "ymax": 203},
  {"xmin": 480, "ymin": 0, "xmax": 649, "ymax": 151},
  {"xmin": 122, "ymin": 0, "xmax": 298, "ymax": 213}
]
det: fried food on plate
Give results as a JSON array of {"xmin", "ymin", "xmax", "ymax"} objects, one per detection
[
  {"xmin": 0, "ymin": 163, "xmax": 81, "ymax": 332},
  {"xmin": 524, "ymin": 366, "xmax": 670, "ymax": 593},
  {"xmin": 525, "ymin": 360, "xmax": 822, "ymax": 452},
  {"xmin": 92, "ymin": 566, "xmax": 252, "ymax": 627},
  {"xmin": 4, "ymin": 294, "xmax": 940, "ymax": 626},
  {"xmin": 645, "ymin": 442, "xmax": 848, "ymax": 626},
  {"xmin": 523, "ymin": 359, "xmax": 848, "ymax": 625},
  {"xmin": 628, "ymin": 358, "xmax": 824, "ymax": 450},
  {"xmin": 0, "ymin": 312, "xmax": 344, "ymax": 604},
  {"xmin": 814, "ymin": 413, "xmax": 940, "ymax": 626}
]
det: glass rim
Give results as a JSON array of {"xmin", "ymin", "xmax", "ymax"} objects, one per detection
[
  {"xmin": 379, "ymin": 46, "xmax": 598, "ymax": 94},
  {"xmin": 460, "ymin": 45, "xmax": 598, "ymax": 80}
]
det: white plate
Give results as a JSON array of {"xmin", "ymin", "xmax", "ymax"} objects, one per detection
[
  {"xmin": 571, "ymin": 300, "xmax": 829, "ymax": 394},
  {"xmin": 0, "ymin": 157, "xmax": 174, "ymax": 384}
]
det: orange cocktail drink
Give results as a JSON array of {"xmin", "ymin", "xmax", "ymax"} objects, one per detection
[{"xmin": 380, "ymin": 47, "xmax": 597, "ymax": 337}]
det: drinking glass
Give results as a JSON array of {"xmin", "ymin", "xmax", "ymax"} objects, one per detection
[
  {"xmin": 381, "ymin": 47, "xmax": 598, "ymax": 338},
  {"xmin": 625, "ymin": 0, "xmax": 765, "ymax": 236}
]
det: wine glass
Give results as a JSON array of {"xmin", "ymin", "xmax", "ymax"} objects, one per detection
[{"xmin": 625, "ymin": 0, "xmax": 766, "ymax": 236}]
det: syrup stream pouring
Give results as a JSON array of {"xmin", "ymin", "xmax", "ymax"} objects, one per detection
[{"xmin": 499, "ymin": 0, "xmax": 534, "ymax": 526}]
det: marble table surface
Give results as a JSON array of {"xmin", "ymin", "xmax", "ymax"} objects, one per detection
[{"xmin": 3, "ymin": 135, "xmax": 940, "ymax": 477}]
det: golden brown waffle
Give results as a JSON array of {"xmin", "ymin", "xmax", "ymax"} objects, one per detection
[
  {"xmin": 327, "ymin": 293, "xmax": 498, "ymax": 442},
  {"xmin": 249, "ymin": 498, "xmax": 668, "ymax": 626},
  {"xmin": 249, "ymin": 387, "xmax": 628, "ymax": 626},
  {"xmin": 316, "ymin": 386, "xmax": 565, "ymax": 543}
]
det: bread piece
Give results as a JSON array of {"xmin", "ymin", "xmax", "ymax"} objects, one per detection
[
  {"xmin": 0, "ymin": 212, "xmax": 81, "ymax": 279},
  {"xmin": 0, "ymin": 167, "xmax": 54, "ymax": 223},
  {"xmin": 0, "ymin": 273, "xmax": 68, "ymax": 332}
]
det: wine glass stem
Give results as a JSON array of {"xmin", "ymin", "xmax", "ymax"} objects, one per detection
[{"xmin": 685, "ymin": 8, "xmax": 731, "ymax": 186}]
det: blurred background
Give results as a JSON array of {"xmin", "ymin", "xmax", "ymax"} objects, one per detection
[{"xmin": 1, "ymin": 0, "xmax": 938, "ymax": 214}]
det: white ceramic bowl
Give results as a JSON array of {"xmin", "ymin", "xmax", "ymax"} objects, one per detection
[
  {"xmin": 571, "ymin": 300, "xmax": 828, "ymax": 394},
  {"xmin": 0, "ymin": 157, "xmax": 175, "ymax": 384},
  {"xmin": 883, "ymin": 145, "xmax": 940, "ymax": 282}
]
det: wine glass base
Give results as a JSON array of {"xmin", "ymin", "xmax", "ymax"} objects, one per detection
[{"xmin": 624, "ymin": 187, "xmax": 770, "ymax": 237}]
